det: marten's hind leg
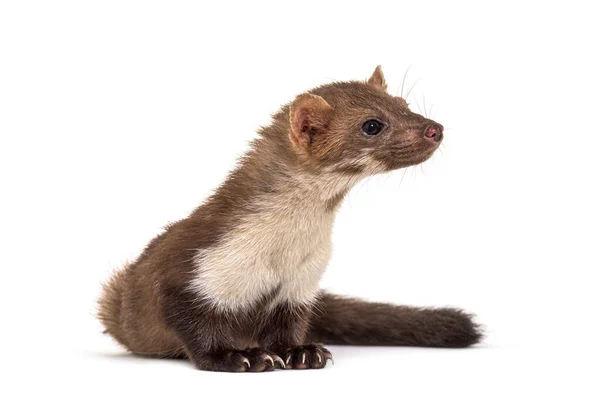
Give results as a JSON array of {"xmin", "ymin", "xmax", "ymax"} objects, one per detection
[{"xmin": 98, "ymin": 265, "xmax": 130, "ymax": 349}]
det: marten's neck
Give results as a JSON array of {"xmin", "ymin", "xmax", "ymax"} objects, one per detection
[
  {"xmin": 201, "ymin": 118, "xmax": 365, "ymax": 219},
  {"xmin": 190, "ymin": 119, "xmax": 361, "ymax": 310}
]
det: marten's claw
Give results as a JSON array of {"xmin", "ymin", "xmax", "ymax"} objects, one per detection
[
  {"xmin": 219, "ymin": 348, "xmax": 282, "ymax": 372},
  {"xmin": 242, "ymin": 357, "xmax": 251, "ymax": 369},
  {"xmin": 273, "ymin": 355, "xmax": 286, "ymax": 369},
  {"xmin": 283, "ymin": 344, "xmax": 333, "ymax": 369}
]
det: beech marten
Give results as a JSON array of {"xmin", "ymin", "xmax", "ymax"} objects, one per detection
[{"xmin": 98, "ymin": 66, "xmax": 482, "ymax": 372}]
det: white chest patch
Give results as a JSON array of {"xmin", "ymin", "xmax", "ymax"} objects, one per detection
[{"xmin": 190, "ymin": 197, "xmax": 335, "ymax": 311}]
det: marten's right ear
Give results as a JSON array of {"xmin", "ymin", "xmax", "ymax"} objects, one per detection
[
  {"xmin": 289, "ymin": 93, "xmax": 333, "ymax": 150},
  {"xmin": 367, "ymin": 65, "xmax": 388, "ymax": 91}
]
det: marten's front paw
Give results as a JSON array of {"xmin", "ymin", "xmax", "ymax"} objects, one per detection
[
  {"xmin": 282, "ymin": 344, "xmax": 333, "ymax": 369},
  {"xmin": 223, "ymin": 348, "xmax": 285, "ymax": 372}
]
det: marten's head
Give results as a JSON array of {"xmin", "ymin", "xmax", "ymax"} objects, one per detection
[{"xmin": 287, "ymin": 66, "xmax": 443, "ymax": 175}]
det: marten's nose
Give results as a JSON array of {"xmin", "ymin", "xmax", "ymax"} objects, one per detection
[{"xmin": 424, "ymin": 124, "xmax": 443, "ymax": 143}]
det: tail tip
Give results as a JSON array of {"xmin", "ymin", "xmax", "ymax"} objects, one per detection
[{"xmin": 435, "ymin": 307, "xmax": 484, "ymax": 348}]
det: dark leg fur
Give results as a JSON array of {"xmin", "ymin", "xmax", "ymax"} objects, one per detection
[
  {"xmin": 162, "ymin": 286, "xmax": 329, "ymax": 372},
  {"xmin": 163, "ymin": 286, "xmax": 283, "ymax": 372},
  {"xmin": 307, "ymin": 292, "xmax": 482, "ymax": 348},
  {"xmin": 258, "ymin": 303, "xmax": 333, "ymax": 369}
]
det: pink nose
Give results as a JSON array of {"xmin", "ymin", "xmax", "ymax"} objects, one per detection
[{"xmin": 425, "ymin": 125, "xmax": 443, "ymax": 142}]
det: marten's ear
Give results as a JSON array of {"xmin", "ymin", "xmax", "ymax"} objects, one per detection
[
  {"xmin": 367, "ymin": 65, "xmax": 387, "ymax": 91},
  {"xmin": 289, "ymin": 93, "xmax": 333, "ymax": 150}
]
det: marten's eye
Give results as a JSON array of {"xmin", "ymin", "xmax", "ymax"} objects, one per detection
[{"xmin": 361, "ymin": 119, "xmax": 385, "ymax": 136}]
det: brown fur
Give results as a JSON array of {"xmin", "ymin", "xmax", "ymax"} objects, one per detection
[
  {"xmin": 98, "ymin": 66, "xmax": 482, "ymax": 372},
  {"xmin": 307, "ymin": 293, "xmax": 481, "ymax": 347}
]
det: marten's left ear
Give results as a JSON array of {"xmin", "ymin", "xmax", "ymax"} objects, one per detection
[
  {"xmin": 367, "ymin": 65, "xmax": 387, "ymax": 91},
  {"xmin": 289, "ymin": 93, "xmax": 333, "ymax": 150}
]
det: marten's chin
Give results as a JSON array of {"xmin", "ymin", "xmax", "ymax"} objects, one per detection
[{"xmin": 378, "ymin": 148, "xmax": 438, "ymax": 172}]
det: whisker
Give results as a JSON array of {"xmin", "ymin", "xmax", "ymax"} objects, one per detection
[
  {"xmin": 354, "ymin": 174, "xmax": 369, "ymax": 200},
  {"xmin": 415, "ymin": 97, "xmax": 424, "ymax": 116},
  {"xmin": 398, "ymin": 167, "xmax": 409, "ymax": 188},
  {"xmin": 389, "ymin": 142, "xmax": 419, "ymax": 149},
  {"xmin": 405, "ymin": 80, "xmax": 419, "ymax": 101},
  {"xmin": 400, "ymin": 66, "xmax": 412, "ymax": 98}
]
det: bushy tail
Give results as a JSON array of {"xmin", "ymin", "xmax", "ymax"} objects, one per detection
[{"xmin": 307, "ymin": 292, "xmax": 482, "ymax": 348}]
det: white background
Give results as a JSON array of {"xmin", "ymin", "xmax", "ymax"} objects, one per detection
[{"xmin": 1, "ymin": 1, "xmax": 598, "ymax": 407}]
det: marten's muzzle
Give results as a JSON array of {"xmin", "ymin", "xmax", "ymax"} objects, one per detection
[{"xmin": 424, "ymin": 124, "xmax": 444, "ymax": 143}]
